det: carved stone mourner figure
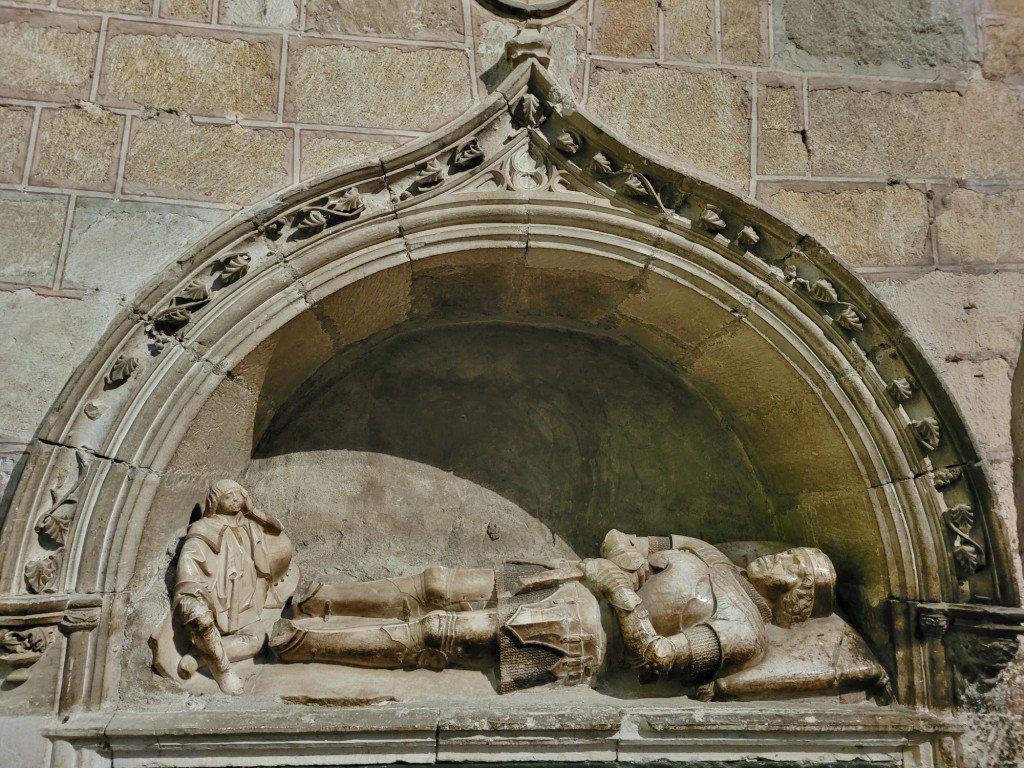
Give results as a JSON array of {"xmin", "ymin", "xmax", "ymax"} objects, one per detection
[
  {"xmin": 269, "ymin": 529, "xmax": 877, "ymax": 696},
  {"xmin": 154, "ymin": 480, "xmax": 297, "ymax": 694}
]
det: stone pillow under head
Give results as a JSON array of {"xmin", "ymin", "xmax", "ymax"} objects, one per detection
[{"xmin": 706, "ymin": 614, "xmax": 890, "ymax": 702}]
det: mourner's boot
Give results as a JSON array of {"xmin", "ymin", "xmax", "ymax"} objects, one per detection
[
  {"xmin": 270, "ymin": 610, "xmax": 497, "ymax": 670},
  {"xmin": 292, "ymin": 566, "xmax": 496, "ymax": 620},
  {"xmin": 187, "ymin": 622, "xmax": 243, "ymax": 695}
]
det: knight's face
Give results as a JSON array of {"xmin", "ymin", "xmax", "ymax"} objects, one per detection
[{"xmin": 747, "ymin": 550, "xmax": 805, "ymax": 593}]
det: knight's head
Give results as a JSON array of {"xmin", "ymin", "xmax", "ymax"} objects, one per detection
[
  {"xmin": 746, "ymin": 547, "xmax": 836, "ymax": 628},
  {"xmin": 204, "ymin": 479, "xmax": 252, "ymax": 518}
]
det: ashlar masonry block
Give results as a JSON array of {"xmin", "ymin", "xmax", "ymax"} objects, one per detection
[
  {"xmin": 593, "ymin": 0, "xmax": 658, "ymax": 58},
  {"xmin": 765, "ymin": 185, "xmax": 931, "ymax": 267},
  {"xmin": 809, "ymin": 81, "xmax": 1024, "ymax": 178},
  {"xmin": 588, "ymin": 66, "xmax": 751, "ymax": 191},
  {"xmin": 662, "ymin": 0, "xmax": 714, "ymax": 61},
  {"xmin": 0, "ymin": 11, "xmax": 99, "ymax": 102},
  {"xmin": 101, "ymin": 24, "xmax": 279, "ymax": 119},
  {"xmin": 31, "ymin": 105, "xmax": 123, "ymax": 191},
  {"xmin": 124, "ymin": 114, "xmax": 290, "ymax": 204},
  {"xmin": 935, "ymin": 188, "xmax": 1024, "ymax": 267},
  {"xmin": 287, "ymin": 43, "xmax": 473, "ymax": 131},
  {"xmin": 305, "ymin": 0, "xmax": 463, "ymax": 42},
  {"xmin": 0, "ymin": 192, "xmax": 68, "ymax": 286},
  {"xmin": 0, "ymin": 106, "xmax": 32, "ymax": 184}
]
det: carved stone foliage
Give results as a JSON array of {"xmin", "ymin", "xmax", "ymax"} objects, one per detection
[
  {"xmin": 264, "ymin": 188, "xmax": 365, "ymax": 243},
  {"xmin": 911, "ymin": 417, "xmax": 941, "ymax": 452},
  {"xmin": 944, "ymin": 504, "xmax": 986, "ymax": 577},
  {"xmin": 24, "ymin": 451, "xmax": 90, "ymax": 594},
  {"xmin": 783, "ymin": 265, "xmax": 866, "ymax": 333},
  {"xmin": 484, "ymin": 146, "xmax": 571, "ymax": 193},
  {"xmin": 144, "ymin": 249, "xmax": 255, "ymax": 352},
  {"xmin": 887, "ymin": 378, "xmax": 915, "ymax": 402}
]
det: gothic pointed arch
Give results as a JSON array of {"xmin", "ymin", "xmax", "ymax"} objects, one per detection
[{"xmin": 1, "ymin": 51, "xmax": 1021, "ymax": 765}]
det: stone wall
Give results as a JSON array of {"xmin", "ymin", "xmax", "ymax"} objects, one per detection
[{"xmin": 0, "ymin": 0, "xmax": 1022, "ymax": 756}]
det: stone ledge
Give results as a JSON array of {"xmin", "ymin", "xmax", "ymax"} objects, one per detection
[{"xmin": 46, "ymin": 705, "xmax": 960, "ymax": 767}]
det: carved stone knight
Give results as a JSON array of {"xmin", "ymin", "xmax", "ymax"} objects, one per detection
[
  {"xmin": 154, "ymin": 480, "xmax": 297, "ymax": 694},
  {"xmin": 269, "ymin": 529, "xmax": 876, "ymax": 695}
]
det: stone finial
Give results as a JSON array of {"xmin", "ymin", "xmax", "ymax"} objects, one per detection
[{"xmin": 505, "ymin": 26, "xmax": 553, "ymax": 68}]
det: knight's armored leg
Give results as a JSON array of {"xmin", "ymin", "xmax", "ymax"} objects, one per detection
[
  {"xmin": 270, "ymin": 609, "xmax": 498, "ymax": 670},
  {"xmin": 293, "ymin": 566, "xmax": 496, "ymax": 620},
  {"xmin": 176, "ymin": 596, "xmax": 243, "ymax": 695}
]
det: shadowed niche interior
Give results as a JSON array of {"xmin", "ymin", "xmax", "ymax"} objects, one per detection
[{"xmin": 247, "ymin": 322, "xmax": 776, "ymax": 579}]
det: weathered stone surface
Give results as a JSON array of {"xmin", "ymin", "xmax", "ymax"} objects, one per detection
[
  {"xmin": 102, "ymin": 28, "xmax": 278, "ymax": 117},
  {"xmin": 59, "ymin": 0, "xmax": 152, "ymax": 15},
  {"xmin": 758, "ymin": 84, "xmax": 807, "ymax": 176},
  {"xmin": 588, "ymin": 66, "xmax": 751, "ymax": 189},
  {"xmin": 765, "ymin": 186, "xmax": 931, "ymax": 267},
  {"xmin": 221, "ymin": 0, "xmax": 297, "ymax": 28},
  {"xmin": 935, "ymin": 188, "xmax": 1024, "ymax": 267},
  {"xmin": 876, "ymin": 271, "xmax": 1024, "ymax": 470},
  {"xmin": 63, "ymin": 198, "xmax": 229, "ymax": 298},
  {"xmin": 593, "ymin": 0, "xmax": 657, "ymax": 58},
  {"xmin": 31, "ymin": 105, "xmax": 123, "ymax": 190},
  {"xmin": 721, "ymin": 0, "xmax": 764, "ymax": 64},
  {"xmin": 306, "ymin": 0, "xmax": 462, "ymax": 41},
  {"xmin": 160, "ymin": 0, "xmax": 210, "ymax": 21},
  {"xmin": 476, "ymin": 19, "xmax": 583, "ymax": 94},
  {"xmin": 662, "ymin": 0, "xmax": 713, "ymax": 61},
  {"xmin": 983, "ymin": 18, "xmax": 1024, "ymax": 82},
  {"xmin": 0, "ymin": 290, "xmax": 114, "ymax": 442},
  {"xmin": 873, "ymin": 271, "xmax": 1024, "ymax": 373},
  {"xmin": 809, "ymin": 82, "xmax": 1024, "ymax": 178},
  {"xmin": 777, "ymin": 0, "xmax": 976, "ymax": 75},
  {"xmin": 301, "ymin": 133, "xmax": 399, "ymax": 179},
  {"xmin": 124, "ymin": 114, "xmax": 290, "ymax": 203},
  {"xmin": 288, "ymin": 44, "xmax": 472, "ymax": 130},
  {"xmin": 0, "ymin": 192, "xmax": 67, "ymax": 285},
  {"xmin": 0, "ymin": 106, "xmax": 32, "ymax": 183},
  {"xmin": 0, "ymin": 13, "xmax": 99, "ymax": 101}
]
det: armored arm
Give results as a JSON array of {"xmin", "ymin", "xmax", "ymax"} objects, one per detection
[{"xmin": 582, "ymin": 558, "xmax": 722, "ymax": 684}]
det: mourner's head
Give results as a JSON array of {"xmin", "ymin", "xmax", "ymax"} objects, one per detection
[
  {"xmin": 746, "ymin": 547, "xmax": 836, "ymax": 628},
  {"xmin": 205, "ymin": 479, "xmax": 252, "ymax": 518}
]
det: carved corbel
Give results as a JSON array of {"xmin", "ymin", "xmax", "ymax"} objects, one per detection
[
  {"xmin": 912, "ymin": 602, "xmax": 1024, "ymax": 702},
  {"xmin": 0, "ymin": 595, "xmax": 103, "ymax": 685}
]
